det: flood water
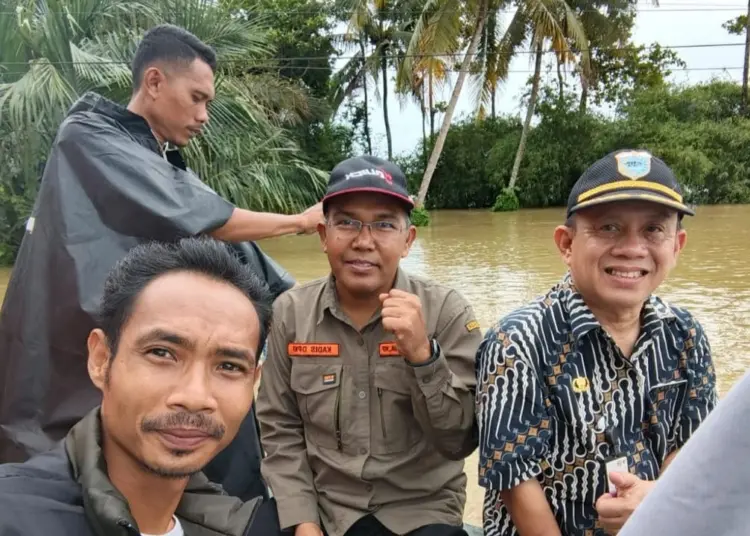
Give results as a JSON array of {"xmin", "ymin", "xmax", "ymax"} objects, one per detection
[
  {"xmin": 0, "ymin": 204, "xmax": 748, "ymax": 524},
  {"xmin": 259, "ymin": 204, "xmax": 750, "ymax": 397},
  {"xmin": 1, "ymin": 205, "xmax": 749, "ymax": 393}
]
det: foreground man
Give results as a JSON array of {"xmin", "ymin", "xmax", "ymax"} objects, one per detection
[
  {"xmin": 0, "ymin": 237, "xmax": 280, "ymax": 535},
  {"xmin": 476, "ymin": 150, "xmax": 718, "ymax": 535},
  {"xmin": 257, "ymin": 156, "xmax": 482, "ymax": 536}
]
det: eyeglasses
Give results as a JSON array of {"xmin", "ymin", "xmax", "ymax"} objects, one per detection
[{"xmin": 327, "ymin": 217, "xmax": 403, "ymax": 238}]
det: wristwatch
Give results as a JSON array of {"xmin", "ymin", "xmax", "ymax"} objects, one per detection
[{"xmin": 408, "ymin": 338, "xmax": 441, "ymax": 367}]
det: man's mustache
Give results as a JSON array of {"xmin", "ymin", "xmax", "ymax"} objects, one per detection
[{"xmin": 141, "ymin": 411, "xmax": 225, "ymax": 440}]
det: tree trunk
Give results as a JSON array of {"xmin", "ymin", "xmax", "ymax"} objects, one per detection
[
  {"xmin": 743, "ymin": 0, "xmax": 750, "ymax": 114},
  {"xmin": 359, "ymin": 37, "xmax": 373, "ymax": 154},
  {"xmin": 421, "ymin": 91, "xmax": 428, "ymax": 169},
  {"xmin": 556, "ymin": 56, "xmax": 564, "ymax": 101},
  {"xmin": 381, "ymin": 54, "xmax": 393, "ymax": 159},
  {"xmin": 508, "ymin": 43, "xmax": 543, "ymax": 191},
  {"xmin": 429, "ymin": 69, "xmax": 435, "ymax": 138},
  {"xmin": 491, "ymin": 85, "xmax": 496, "ymax": 118},
  {"xmin": 416, "ymin": 0, "xmax": 488, "ymax": 207},
  {"xmin": 579, "ymin": 84, "xmax": 588, "ymax": 113}
]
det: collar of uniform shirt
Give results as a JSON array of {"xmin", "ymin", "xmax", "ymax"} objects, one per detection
[{"xmin": 316, "ymin": 268, "xmax": 411, "ymax": 326}]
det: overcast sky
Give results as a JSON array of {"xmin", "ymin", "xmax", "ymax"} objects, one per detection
[{"xmin": 334, "ymin": 1, "xmax": 749, "ymax": 157}]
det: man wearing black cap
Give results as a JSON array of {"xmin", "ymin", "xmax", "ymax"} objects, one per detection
[
  {"xmin": 475, "ymin": 150, "xmax": 718, "ymax": 536},
  {"xmin": 256, "ymin": 155, "xmax": 482, "ymax": 536}
]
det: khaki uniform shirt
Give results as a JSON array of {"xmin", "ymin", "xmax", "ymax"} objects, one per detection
[{"xmin": 257, "ymin": 269, "xmax": 482, "ymax": 536}]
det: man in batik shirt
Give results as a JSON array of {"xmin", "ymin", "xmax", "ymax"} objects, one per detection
[{"xmin": 476, "ymin": 150, "xmax": 718, "ymax": 536}]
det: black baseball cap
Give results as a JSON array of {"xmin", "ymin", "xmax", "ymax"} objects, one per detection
[
  {"xmin": 567, "ymin": 149, "xmax": 694, "ymax": 218},
  {"xmin": 322, "ymin": 155, "xmax": 414, "ymax": 212}
]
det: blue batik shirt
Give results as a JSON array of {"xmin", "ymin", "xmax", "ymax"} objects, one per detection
[{"xmin": 476, "ymin": 274, "xmax": 718, "ymax": 536}]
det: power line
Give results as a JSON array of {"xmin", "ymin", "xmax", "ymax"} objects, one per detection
[
  {"xmin": 0, "ymin": 66, "xmax": 744, "ymax": 77},
  {"xmin": 0, "ymin": 4, "xmax": 747, "ymax": 17},
  {"xmin": 0, "ymin": 41, "xmax": 745, "ymax": 67}
]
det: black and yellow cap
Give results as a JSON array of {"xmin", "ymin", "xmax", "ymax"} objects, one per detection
[{"xmin": 566, "ymin": 150, "xmax": 694, "ymax": 218}]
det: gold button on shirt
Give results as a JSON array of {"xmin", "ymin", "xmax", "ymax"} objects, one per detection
[{"xmin": 257, "ymin": 269, "xmax": 482, "ymax": 536}]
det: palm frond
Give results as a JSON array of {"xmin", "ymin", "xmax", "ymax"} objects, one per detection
[
  {"xmin": 470, "ymin": 7, "xmax": 502, "ymax": 116},
  {"xmin": 558, "ymin": 0, "xmax": 591, "ymax": 80},
  {"xmin": 0, "ymin": 59, "xmax": 77, "ymax": 129},
  {"xmin": 402, "ymin": 0, "xmax": 462, "ymax": 80},
  {"xmin": 70, "ymin": 41, "xmax": 131, "ymax": 91},
  {"xmin": 494, "ymin": 6, "xmax": 529, "ymax": 82},
  {"xmin": 328, "ymin": 50, "xmax": 365, "ymax": 114}
]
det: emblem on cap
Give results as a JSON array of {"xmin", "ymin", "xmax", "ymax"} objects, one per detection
[
  {"xmin": 615, "ymin": 150, "xmax": 652, "ymax": 180},
  {"xmin": 343, "ymin": 168, "xmax": 393, "ymax": 185}
]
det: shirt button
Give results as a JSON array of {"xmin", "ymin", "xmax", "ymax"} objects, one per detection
[
  {"xmin": 422, "ymin": 376, "xmax": 431, "ymax": 384},
  {"xmin": 360, "ymin": 448, "xmax": 368, "ymax": 455},
  {"xmin": 358, "ymin": 391, "xmax": 367, "ymax": 399},
  {"xmin": 357, "ymin": 337, "xmax": 365, "ymax": 346},
  {"xmin": 366, "ymin": 484, "xmax": 373, "ymax": 491}
]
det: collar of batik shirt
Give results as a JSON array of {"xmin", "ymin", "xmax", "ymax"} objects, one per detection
[{"xmin": 556, "ymin": 272, "xmax": 676, "ymax": 344}]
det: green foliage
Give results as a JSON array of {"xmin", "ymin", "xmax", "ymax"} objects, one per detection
[
  {"xmin": 587, "ymin": 43, "xmax": 686, "ymax": 110},
  {"xmin": 492, "ymin": 188, "xmax": 519, "ymax": 212},
  {"xmin": 222, "ymin": 0, "xmax": 337, "ymax": 99},
  {"xmin": 400, "ymin": 80, "xmax": 750, "ymax": 211},
  {"xmin": 0, "ymin": 0, "xmax": 336, "ymax": 263},
  {"xmin": 410, "ymin": 206, "xmax": 431, "ymax": 227},
  {"xmin": 0, "ymin": 126, "xmax": 45, "ymax": 265},
  {"xmin": 723, "ymin": 15, "xmax": 748, "ymax": 36},
  {"xmin": 402, "ymin": 117, "xmax": 521, "ymax": 209}
]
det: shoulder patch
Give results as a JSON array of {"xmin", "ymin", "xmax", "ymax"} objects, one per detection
[{"xmin": 465, "ymin": 320, "xmax": 480, "ymax": 332}]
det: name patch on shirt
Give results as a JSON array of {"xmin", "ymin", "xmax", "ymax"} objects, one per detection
[
  {"xmin": 287, "ymin": 342, "xmax": 340, "ymax": 357},
  {"xmin": 379, "ymin": 342, "xmax": 400, "ymax": 357}
]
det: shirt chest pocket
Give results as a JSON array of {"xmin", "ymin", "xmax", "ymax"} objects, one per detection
[
  {"xmin": 290, "ymin": 362, "xmax": 342, "ymax": 450},
  {"xmin": 373, "ymin": 363, "xmax": 422, "ymax": 454},
  {"xmin": 647, "ymin": 379, "xmax": 687, "ymax": 438}
]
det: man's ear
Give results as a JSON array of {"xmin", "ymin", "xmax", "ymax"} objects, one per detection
[
  {"xmin": 553, "ymin": 225, "xmax": 575, "ymax": 267},
  {"xmin": 675, "ymin": 228, "xmax": 687, "ymax": 255},
  {"xmin": 87, "ymin": 329, "xmax": 111, "ymax": 391},
  {"xmin": 142, "ymin": 66, "xmax": 166, "ymax": 100},
  {"xmin": 401, "ymin": 225, "xmax": 417, "ymax": 258},
  {"xmin": 318, "ymin": 221, "xmax": 328, "ymax": 253}
]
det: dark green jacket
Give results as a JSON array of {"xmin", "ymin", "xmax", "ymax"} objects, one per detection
[{"xmin": 0, "ymin": 408, "xmax": 270, "ymax": 536}]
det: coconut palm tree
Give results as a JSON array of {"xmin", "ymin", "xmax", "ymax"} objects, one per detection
[
  {"xmin": 338, "ymin": 0, "xmax": 413, "ymax": 159},
  {"xmin": 507, "ymin": 1, "xmax": 591, "ymax": 192},
  {"xmin": 0, "ymin": 0, "xmax": 326, "ymax": 217},
  {"xmin": 402, "ymin": 0, "xmax": 491, "ymax": 207},
  {"xmin": 395, "ymin": 30, "xmax": 448, "ymax": 167},
  {"xmin": 404, "ymin": 0, "xmax": 591, "ymax": 207}
]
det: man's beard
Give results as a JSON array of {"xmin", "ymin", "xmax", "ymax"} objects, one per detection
[
  {"xmin": 136, "ymin": 410, "xmax": 226, "ymax": 479},
  {"xmin": 135, "ymin": 451, "xmax": 203, "ymax": 480}
]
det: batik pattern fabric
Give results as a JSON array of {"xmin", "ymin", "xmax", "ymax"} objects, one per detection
[{"xmin": 476, "ymin": 274, "xmax": 718, "ymax": 536}]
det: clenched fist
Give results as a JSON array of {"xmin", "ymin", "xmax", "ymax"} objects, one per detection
[{"xmin": 379, "ymin": 289, "xmax": 431, "ymax": 364}]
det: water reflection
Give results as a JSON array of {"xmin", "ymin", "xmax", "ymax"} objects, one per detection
[{"xmin": 259, "ymin": 205, "xmax": 750, "ymax": 396}]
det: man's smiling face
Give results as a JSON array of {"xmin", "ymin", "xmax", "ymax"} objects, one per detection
[{"xmin": 555, "ymin": 201, "xmax": 687, "ymax": 312}]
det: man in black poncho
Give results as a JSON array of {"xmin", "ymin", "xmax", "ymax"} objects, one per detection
[{"xmin": 0, "ymin": 24, "xmax": 319, "ymax": 502}]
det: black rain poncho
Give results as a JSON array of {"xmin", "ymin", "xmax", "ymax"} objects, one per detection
[{"xmin": 0, "ymin": 92, "xmax": 293, "ymax": 500}]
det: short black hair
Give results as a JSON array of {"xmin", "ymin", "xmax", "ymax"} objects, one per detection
[
  {"xmin": 131, "ymin": 24, "xmax": 217, "ymax": 90},
  {"xmin": 96, "ymin": 237, "xmax": 273, "ymax": 358}
]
